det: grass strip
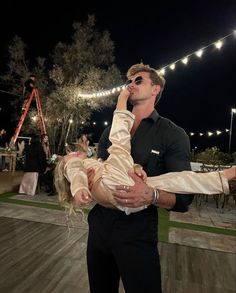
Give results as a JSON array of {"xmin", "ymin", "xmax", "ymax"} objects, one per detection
[
  {"xmin": 169, "ymin": 220, "xmax": 236, "ymax": 237},
  {"xmin": 1, "ymin": 192, "xmax": 235, "ymax": 238},
  {"xmin": 0, "ymin": 192, "xmax": 90, "ymax": 214}
]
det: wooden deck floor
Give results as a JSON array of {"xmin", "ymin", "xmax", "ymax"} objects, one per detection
[{"xmin": 0, "ymin": 216, "xmax": 235, "ymax": 293}]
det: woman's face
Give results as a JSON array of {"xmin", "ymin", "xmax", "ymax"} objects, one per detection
[{"xmin": 43, "ymin": 136, "xmax": 48, "ymax": 142}]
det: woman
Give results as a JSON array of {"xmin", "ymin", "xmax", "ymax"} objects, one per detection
[
  {"xmin": 76, "ymin": 134, "xmax": 93, "ymax": 158},
  {"xmin": 19, "ymin": 135, "xmax": 47, "ymax": 196}
]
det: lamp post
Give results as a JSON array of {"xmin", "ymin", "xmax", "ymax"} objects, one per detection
[{"xmin": 228, "ymin": 108, "xmax": 236, "ymax": 153}]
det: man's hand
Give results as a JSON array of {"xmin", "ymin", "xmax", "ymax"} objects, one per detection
[{"xmin": 113, "ymin": 171, "xmax": 153, "ymax": 208}]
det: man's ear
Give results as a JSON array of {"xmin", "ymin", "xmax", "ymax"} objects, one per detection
[{"xmin": 152, "ymin": 84, "xmax": 160, "ymax": 97}]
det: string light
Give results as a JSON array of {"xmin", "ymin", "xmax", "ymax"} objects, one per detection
[
  {"xmin": 214, "ymin": 40, "xmax": 223, "ymax": 49},
  {"xmin": 77, "ymin": 30, "xmax": 235, "ymax": 99},
  {"xmin": 86, "ymin": 120, "xmax": 232, "ymax": 138},
  {"xmin": 181, "ymin": 57, "xmax": 189, "ymax": 65},
  {"xmin": 187, "ymin": 128, "xmax": 230, "ymax": 137}
]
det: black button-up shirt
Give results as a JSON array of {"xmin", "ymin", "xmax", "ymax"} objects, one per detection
[{"xmin": 98, "ymin": 109, "xmax": 194, "ymax": 212}]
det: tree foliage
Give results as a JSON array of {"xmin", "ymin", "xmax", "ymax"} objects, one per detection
[
  {"xmin": 1, "ymin": 15, "xmax": 122, "ymax": 154},
  {"xmin": 194, "ymin": 147, "xmax": 234, "ymax": 165}
]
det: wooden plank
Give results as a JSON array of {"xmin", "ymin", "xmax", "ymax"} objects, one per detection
[{"xmin": 0, "ymin": 217, "xmax": 235, "ymax": 293}]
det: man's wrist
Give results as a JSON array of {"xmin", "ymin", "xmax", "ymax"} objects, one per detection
[{"xmin": 151, "ymin": 188, "xmax": 160, "ymax": 206}]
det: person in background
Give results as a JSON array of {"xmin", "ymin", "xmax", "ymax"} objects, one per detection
[
  {"xmin": 19, "ymin": 134, "xmax": 46, "ymax": 196},
  {"xmin": 0, "ymin": 129, "xmax": 8, "ymax": 171},
  {"xmin": 22, "ymin": 74, "xmax": 36, "ymax": 112},
  {"xmin": 87, "ymin": 63, "xmax": 194, "ymax": 293},
  {"xmin": 41, "ymin": 163, "xmax": 57, "ymax": 196},
  {"xmin": 41, "ymin": 134, "xmax": 50, "ymax": 159},
  {"xmin": 77, "ymin": 134, "xmax": 93, "ymax": 158}
]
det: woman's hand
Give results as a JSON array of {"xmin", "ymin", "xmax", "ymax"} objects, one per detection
[{"xmin": 74, "ymin": 189, "xmax": 92, "ymax": 206}]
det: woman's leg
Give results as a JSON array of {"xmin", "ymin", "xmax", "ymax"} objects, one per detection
[{"xmin": 146, "ymin": 168, "xmax": 236, "ymax": 195}]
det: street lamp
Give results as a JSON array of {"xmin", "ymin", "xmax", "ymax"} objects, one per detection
[{"xmin": 228, "ymin": 108, "xmax": 236, "ymax": 153}]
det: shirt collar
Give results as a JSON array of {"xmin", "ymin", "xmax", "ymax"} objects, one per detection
[{"xmin": 143, "ymin": 109, "xmax": 159, "ymax": 123}]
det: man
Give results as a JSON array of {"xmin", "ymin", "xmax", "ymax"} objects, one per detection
[
  {"xmin": 0, "ymin": 129, "xmax": 8, "ymax": 171},
  {"xmin": 87, "ymin": 63, "xmax": 193, "ymax": 293},
  {"xmin": 22, "ymin": 74, "xmax": 36, "ymax": 112}
]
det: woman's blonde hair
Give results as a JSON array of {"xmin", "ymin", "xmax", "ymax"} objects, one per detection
[{"xmin": 54, "ymin": 156, "xmax": 76, "ymax": 214}]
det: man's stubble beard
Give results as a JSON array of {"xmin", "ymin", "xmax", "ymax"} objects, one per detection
[{"xmin": 129, "ymin": 94, "xmax": 148, "ymax": 106}]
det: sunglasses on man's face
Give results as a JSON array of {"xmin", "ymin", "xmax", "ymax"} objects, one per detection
[{"xmin": 126, "ymin": 76, "xmax": 143, "ymax": 86}]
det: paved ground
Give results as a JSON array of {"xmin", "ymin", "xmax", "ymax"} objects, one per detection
[
  {"xmin": 169, "ymin": 195, "xmax": 236, "ymax": 252},
  {"xmin": 170, "ymin": 196, "xmax": 236, "ymax": 229}
]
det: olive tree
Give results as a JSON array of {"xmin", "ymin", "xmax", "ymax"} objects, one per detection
[{"xmin": 1, "ymin": 15, "xmax": 122, "ymax": 154}]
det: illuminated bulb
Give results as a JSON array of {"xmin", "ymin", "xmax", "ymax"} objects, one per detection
[
  {"xmin": 225, "ymin": 129, "xmax": 229, "ymax": 132},
  {"xmin": 93, "ymin": 122, "xmax": 96, "ymax": 125},
  {"xmin": 232, "ymin": 108, "xmax": 236, "ymax": 113},
  {"xmin": 216, "ymin": 130, "xmax": 222, "ymax": 135},
  {"xmin": 160, "ymin": 68, "xmax": 165, "ymax": 75},
  {"xmin": 104, "ymin": 121, "xmax": 108, "ymax": 126},
  {"xmin": 69, "ymin": 119, "xmax": 73, "ymax": 124},
  {"xmin": 190, "ymin": 132, "xmax": 194, "ymax": 136},
  {"xmin": 208, "ymin": 131, "xmax": 213, "ymax": 136},
  {"xmin": 199, "ymin": 133, "xmax": 203, "ymax": 136},
  {"xmin": 195, "ymin": 49, "xmax": 203, "ymax": 57},
  {"xmin": 181, "ymin": 57, "xmax": 188, "ymax": 65},
  {"xmin": 170, "ymin": 63, "xmax": 175, "ymax": 70},
  {"xmin": 214, "ymin": 40, "xmax": 223, "ymax": 49}
]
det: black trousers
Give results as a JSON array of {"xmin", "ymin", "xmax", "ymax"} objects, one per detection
[{"xmin": 87, "ymin": 204, "xmax": 162, "ymax": 293}]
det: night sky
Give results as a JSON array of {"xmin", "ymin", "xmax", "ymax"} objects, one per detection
[{"xmin": 0, "ymin": 0, "xmax": 235, "ymax": 152}]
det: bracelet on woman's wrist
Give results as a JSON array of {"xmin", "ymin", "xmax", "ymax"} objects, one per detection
[{"xmin": 152, "ymin": 188, "xmax": 160, "ymax": 205}]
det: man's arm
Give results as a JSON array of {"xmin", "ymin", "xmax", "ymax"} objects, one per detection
[
  {"xmin": 164, "ymin": 127, "xmax": 194, "ymax": 212},
  {"xmin": 116, "ymin": 174, "xmax": 176, "ymax": 209},
  {"xmin": 113, "ymin": 127, "xmax": 193, "ymax": 212},
  {"xmin": 113, "ymin": 171, "xmax": 176, "ymax": 209}
]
